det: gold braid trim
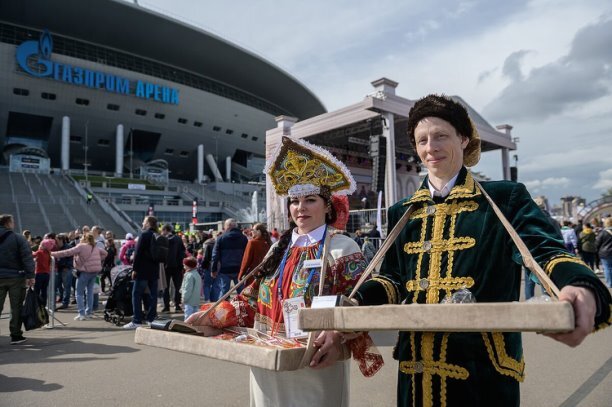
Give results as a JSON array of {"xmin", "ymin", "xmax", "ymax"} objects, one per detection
[
  {"xmin": 543, "ymin": 254, "xmax": 588, "ymax": 276},
  {"xmin": 372, "ymin": 276, "xmax": 398, "ymax": 304},
  {"xmin": 404, "ymin": 188, "xmax": 431, "ymax": 205},
  {"xmin": 411, "ymin": 332, "xmax": 416, "ymax": 407},
  {"xmin": 404, "ymin": 237, "xmax": 476, "ymax": 254},
  {"xmin": 481, "ymin": 333, "xmax": 525, "ymax": 382}
]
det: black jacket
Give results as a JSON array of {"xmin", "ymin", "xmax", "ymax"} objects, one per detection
[
  {"xmin": 596, "ymin": 228, "xmax": 612, "ymax": 258},
  {"xmin": 212, "ymin": 228, "xmax": 248, "ymax": 275},
  {"xmin": 132, "ymin": 229, "xmax": 159, "ymax": 281},
  {"xmin": 0, "ymin": 227, "xmax": 35, "ymax": 279},
  {"xmin": 165, "ymin": 234, "xmax": 186, "ymax": 269}
]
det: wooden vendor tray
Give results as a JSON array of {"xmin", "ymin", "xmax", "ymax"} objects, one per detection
[
  {"xmin": 298, "ymin": 302, "xmax": 575, "ymax": 333},
  {"xmin": 134, "ymin": 328, "xmax": 307, "ymax": 371}
]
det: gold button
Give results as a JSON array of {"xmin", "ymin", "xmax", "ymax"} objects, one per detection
[
  {"xmin": 426, "ymin": 206, "xmax": 436, "ymax": 215},
  {"xmin": 419, "ymin": 278, "xmax": 429, "ymax": 290},
  {"xmin": 423, "ymin": 241, "xmax": 432, "ymax": 251},
  {"xmin": 414, "ymin": 361, "xmax": 424, "ymax": 373}
]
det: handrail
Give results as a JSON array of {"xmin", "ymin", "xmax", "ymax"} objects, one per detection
[
  {"xmin": 36, "ymin": 196, "xmax": 53, "ymax": 232},
  {"xmin": 7, "ymin": 173, "xmax": 23, "ymax": 232}
]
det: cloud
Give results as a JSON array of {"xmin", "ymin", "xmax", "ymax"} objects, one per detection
[
  {"xmin": 524, "ymin": 177, "xmax": 570, "ymax": 191},
  {"xmin": 501, "ymin": 50, "xmax": 532, "ymax": 81},
  {"xmin": 593, "ymin": 168, "xmax": 612, "ymax": 189},
  {"xmin": 483, "ymin": 16, "xmax": 612, "ymax": 122},
  {"xmin": 519, "ymin": 144, "xmax": 612, "ymax": 173}
]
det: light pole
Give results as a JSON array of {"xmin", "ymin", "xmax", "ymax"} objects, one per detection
[{"xmin": 83, "ymin": 120, "xmax": 89, "ymax": 183}]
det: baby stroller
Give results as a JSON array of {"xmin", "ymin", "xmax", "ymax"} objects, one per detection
[{"xmin": 104, "ymin": 266, "xmax": 134, "ymax": 326}]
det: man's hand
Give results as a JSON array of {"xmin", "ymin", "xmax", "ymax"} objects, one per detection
[
  {"xmin": 310, "ymin": 331, "xmax": 344, "ymax": 369},
  {"xmin": 25, "ymin": 278, "xmax": 35, "ymax": 288},
  {"xmin": 545, "ymin": 285, "xmax": 596, "ymax": 347}
]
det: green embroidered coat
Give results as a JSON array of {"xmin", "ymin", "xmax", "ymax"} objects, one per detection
[{"xmin": 357, "ymin": 168, "xmax": 611, "ymax": 407}]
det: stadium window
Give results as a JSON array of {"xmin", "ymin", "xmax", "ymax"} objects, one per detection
[
  {"xmin": 97, "ymin": 139, "xmax": 110, "ymax": 147},
  {"xmin": 178, "ymin": 118, "xmax": 188, "ymax": 124},
  {"xmin": 70, "ymin": 136, "xmax": 82, "ymax": 143},
  {"xmin": 164, "ymin": 149, "xmax": 174, "ymax": 155},
  {"xmin": 251, "ymin": 136, "xmax": 258, "ymax": 141},
  {"xmin": 213, "ymin": 126, "xmax": 221, "ymax": 132},
  {"xmin": 179, "ymin": 151, "xmax": 189, "ymax": 157},
  {"xmin": 41, "ymin": 92, "xmax": 57, "ymax": 100},
  {"xmin": 225, "ymin": 129, "xmax": 234, "ymax": 135},
  {"xmin": 76, "ymin": 98, "xmax": 90, "ymax": 106},
  {"xmin": 13, "ymin": 88, "xmax": 29, "ymax": 96},
  {"xmin": 241, "ymin": 133, "xmax": 248, "ymax": 139},
  {"xmin": 107, "ymin": 103, "xmax": 120, "ymax": 111},
  {"xmin": 194, "ymin": 121, "xmax": 203, "ymax": 127},
  {"xmin": 154, "ymin": 113, "xmax": 165, "ymax": 119},
  {"xmin": 135, "ymin": 109, "xmax": 147, "ymax": 116}
]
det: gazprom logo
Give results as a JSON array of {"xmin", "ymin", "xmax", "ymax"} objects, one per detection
[{"xmin": 16, "ymin": 30, "xmax": 179, "ymax": 105}]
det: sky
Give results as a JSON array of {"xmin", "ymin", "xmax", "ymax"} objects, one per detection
[{"xmin": 131, "ymin": 0, "xmax": 611, "ymax": 207}]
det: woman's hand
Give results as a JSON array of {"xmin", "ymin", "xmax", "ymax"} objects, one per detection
[{"xmin": 309, "ymin": 331, "xmax": 344, "ymax": 369}]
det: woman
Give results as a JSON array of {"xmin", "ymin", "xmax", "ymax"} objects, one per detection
[
  {"xmin": 237, "ymin": 223, "xmax": 272, "ymax": 287},
  {"xmin": 52, "ymin": 233, "xmax": 107, "ymax": 320},
  {"xmin": 119, "ymin": 233, "xmax": 135, "ymax": 265},
  {"xmin": 187, "ymin": 137, "xmax": 382, "ymax": 407},
  {"xmin": 55, "ymin": 234, "xmax": 74, "ymax": 309}
]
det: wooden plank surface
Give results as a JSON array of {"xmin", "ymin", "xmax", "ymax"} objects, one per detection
[
  {"xmin": 298, "ymin": 302, "xmax": 575, "ymax": 332},
  {"xmin": 134, "ymin": 328, "xmax": 307, "ymax": 371}
]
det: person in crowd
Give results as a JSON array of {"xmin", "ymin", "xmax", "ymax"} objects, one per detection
[
  {"xmin": 22, "ymin": 229, "xmax": 32, "ymax": 246},
  {"xmin": 90, "ymin": 226, "xmax": 105, "ymax": 311},
  {"xmin": 270, "ymin": 227, "xmax": 280, "ymax": 243},
  {"xmin": 180, "ymin": 256, "xmax": 202, "ymax": 321},
  {"xmin": 367, "ymin": 224, "xmax": 381, "ymax": 250},
  {"xmin": 210, "ymin": 218, "xmax": 248, "ymax": 299},
  {"xmin": 32, "ymin": 238, "xmax": 55, "ymax": 306},
  {"xmin": 561, "ymin": 220, "xmax": 579, "ymax": 254},
  {"xmin": 596, "ymin": 217, "xmax": 612, "ymax": 288},
  {"xmin": 52, "ymin": 233, "xmax": 107, "ymax": 321},
  {"xmin": 0, "ymin": 214, "xmax": 35, "ymax": 344},
  {"xmin": 119, "ymin": 233, "xmax": 136, "ymax": 265},
  {"xmin": 200, "ymin": 232, "xmax": 217, "ymax": 301},
  {"xmin": 354, "ymin": 94, "xmax": 611, "ymax": 406},
  {"xmin": 353, "ymin": 229, "xmax": 364, "ymax": 248},
  {"xmin": 123, "ymin": 216, "xmax": 161, "ymax": 329},
  {"xmin": 579, "ymin": 223, "xmax": 597, "ymax": 269},
  {"xmin": 31, "ymin": 235, "xmax": 42, "ymax": 252},
  {"xmin": 238, "ymin": 223, "xmax": 272, "ymax": 287},
  {"xmin": 361, "ymin": 236, "xmax": 376, "ymax": 264},
  {"xmin": 187, "ymin": 137, "xmax": 381, "ymax": 407},
  {"xmin": 55, "ymin": 234, "xmax": 73, "ymax": 309},
  {"xmin": 161, "ymin": 224, "xmax": 186, "ymax": 313},
  {"xmin": 101, "ymin": 237, "xmax": 116, "ymax": 293}
]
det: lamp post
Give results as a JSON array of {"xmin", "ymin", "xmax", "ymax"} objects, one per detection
[{"xmin": 83, "ymin": 120, "xmax": 89, "ymax": 183}]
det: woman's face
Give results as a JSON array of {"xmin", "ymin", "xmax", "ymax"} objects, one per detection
[
  {"xmin": 252, "ymin": 228, "xmax": 261, "ymax": 238},
  {"xmin": 289, "ymin": 195, "xmax": 328, "ymax": 234}
]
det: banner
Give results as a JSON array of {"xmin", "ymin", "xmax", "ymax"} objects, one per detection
[
  {"xmin": 377, "ymin": 190, "xmax": 384, "ymax": 238},
  {"xmin": 192, "ymin": 199, "xmax": 198, "ymax": 224}
]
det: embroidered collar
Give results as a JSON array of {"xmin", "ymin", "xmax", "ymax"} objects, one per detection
[
  {"xmin": 291, "ymin": 223, "xmax": 327, "ymax": 247},
  {"xmin": 404, "ymin": 167, "xmax": 481, "ymax": 205}
]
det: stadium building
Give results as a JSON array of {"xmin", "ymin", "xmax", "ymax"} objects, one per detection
[{"xmin": 0, "ymin": 0, "xmax": 325, "ymax": 235}]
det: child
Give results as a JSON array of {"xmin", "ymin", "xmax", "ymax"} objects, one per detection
[
  {"xmin": 32, "ymin": 238, "xmax": 55, "ymax": 306},
  {"xmin": 180, "ymin": 257, "xmax": 202, "ymax": 321}
]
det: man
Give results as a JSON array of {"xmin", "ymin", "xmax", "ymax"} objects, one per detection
[
  {"xmin": 0, "ymin": 214, "xmax": 35, "ymax": 344},
  {"xmin": 161, "ymin": 224, "xmax": 186, "ymax": 312},
  {"xmin": 210, "ymin": 218, "xmax": 247, "ymax": 300},
  {"xmin": 355, "ymin": 95, "xmax": 611, "ymax": 406},
  {"xmin": 123, "ymin": 216, "xmax": 161, "ymax": 329}
]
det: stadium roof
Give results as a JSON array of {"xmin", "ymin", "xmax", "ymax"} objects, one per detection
[{"xmin": 0, "ymin": 0, "xmax": 326, "ymax": 119}]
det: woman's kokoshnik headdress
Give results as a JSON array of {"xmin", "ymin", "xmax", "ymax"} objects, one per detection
[{"xmin": 265, "ymin": 136, "xmax": 357, "ymax": 229}]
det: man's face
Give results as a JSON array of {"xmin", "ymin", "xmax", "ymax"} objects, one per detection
[{"xmin": 414, "ymin": 117, "xmax": 468, "ymax": 180}]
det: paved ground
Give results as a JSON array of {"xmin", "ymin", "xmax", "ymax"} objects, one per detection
[{"xmin": 1, "ymin": 282, "xmax": 611, "ymax": 407}]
